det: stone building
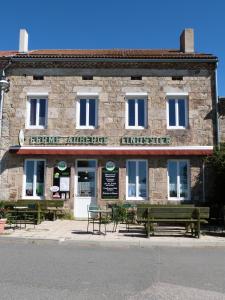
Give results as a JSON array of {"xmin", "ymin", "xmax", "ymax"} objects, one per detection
[
  {"xmin": 218, "ymin": 97, "xmax": 225, "ymax": 144},
  {"xmin": 0, "ymin": 29, "xmax": 218, "ymax": 218}
]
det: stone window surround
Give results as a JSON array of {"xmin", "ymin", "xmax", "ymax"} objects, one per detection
[
  {"xmin": 26, "ymin": 92, "xmax": 48, "ymax": 129},
  {"xmin": 125, "ymin": 93, "xmax": 148, "ymax": 130},
  {"xmin": 167, "ymin": 159, "xmax": 190, "ymax": 201},
  {"xmin": 76, "ymin": 92, "xmax": 98, "ymax": 129},
  {"xmin": 23, "ymin": 159, "xmax": 46, "ymax": 200},
  {"xmin": 166, "ymin": 92, "xmax": 189, "ymax": 129}
]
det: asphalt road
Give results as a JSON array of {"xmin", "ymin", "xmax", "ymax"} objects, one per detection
[{"xmin": 0, "ymin": 239, "xmax": 225, "ymax": 300}]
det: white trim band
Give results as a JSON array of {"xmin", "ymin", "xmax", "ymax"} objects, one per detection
[
  {"xmin": 166, "ymin": 92, "xmax": 189, "ymax": 96},
  {"xmin": 10, "ymin": 145, "xmax": 214, "ymax": 151},
  {"xmin": 77, "ymin": 92, "xmax": 99, "ymax": 96},
  {"xmin": 27, "ymin": 92, "xmax": 49, "ymax": 96},
  {"xmin": 126, "ymin": 92, "xmax": 148, "ymax": 96}
]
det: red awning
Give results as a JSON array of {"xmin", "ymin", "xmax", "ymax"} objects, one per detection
[{"xmin": 10, "ymin": 148, "xmax": 213, "ymax": 156}]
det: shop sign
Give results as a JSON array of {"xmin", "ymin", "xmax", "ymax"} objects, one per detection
[
  {"xmin": 121, "ymin": 136, "xmax": 171, "ymax": 145},
  {"xmin": 50, "ymin": 186, "xmax": 59, "ymax": 192},
  {"xmin": 29, "ymin": 135, "xmax": 108, "ymax": 145},
  {"xmin": 57, "ymin": 161, "xmax": 67, "ymax": 171},
  {"xmin": 102, "ymin": 162, "xmax": 119, "ymax": 199}
]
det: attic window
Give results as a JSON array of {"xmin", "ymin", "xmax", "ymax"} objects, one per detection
[
  {"xmin": 172, "ymin": 76, "xmax": 183, "ymax": 81},
  {"xmin": 33, "ymin": 75, "xmax": 44, "ymax": 80},
  {"xmin": 131, "ymin": 76, "xmax": 142, "ymax": 80},
  {"xmin": 82, "ymin": 75, "xmax": 93, "ymax": 80}
]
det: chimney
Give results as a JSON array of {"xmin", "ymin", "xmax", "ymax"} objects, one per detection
[
  {"xmin": 180, "ymin": 28, "xmax": 194, "ymax": 53},
  {"xmin": 19, "ymin": 29, "xmax": 28, "ymax": 53}
]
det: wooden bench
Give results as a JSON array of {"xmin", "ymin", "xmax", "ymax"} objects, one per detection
[
  {"xmin": 136, "ymin": 206, "xmax": 209, "ymax": 238},
  {"xmin": 4, "ymin": 200, "xmax": 65, "ymax": 224}
]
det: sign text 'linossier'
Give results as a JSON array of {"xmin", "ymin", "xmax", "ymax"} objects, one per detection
[
  {"xmin": 121, "ymin": 136, "xmax": 171, "ymax": 145},
  {"xmin": 28, "ymin": 135, "xmax": 171, "ymax": 145}
]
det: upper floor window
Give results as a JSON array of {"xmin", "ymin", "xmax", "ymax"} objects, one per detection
[
  {"xmin": 27, "ymin": 97, "xmax": 47, "ymax": 129},
  {"xmin": 167, "ymin": 96, "xmax": 188, "ymax": 129},
  {"xmin": 77, "ymin": 98, "xmax": 98, "ymax": 129},
  {"xmin": 126, "ymin": 98, "xmax": 147, "ymax": 129}
]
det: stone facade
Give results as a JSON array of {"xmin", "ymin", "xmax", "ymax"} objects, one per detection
[
  {"xmin": 0, "ymin": 66, "xmax": 216, "ymax": 209},
  {"xmin": 2, "ymin": 68, "xmax": 215, "ymax": 148}
]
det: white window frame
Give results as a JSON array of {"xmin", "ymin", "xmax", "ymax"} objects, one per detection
[
  {"xmin": 167, "ymin": 159, "xmax": 190, "ymax": 201},
  {"xmin": 26, "ymin": 96, "xmax": 48, "ymax": 129},
  {"xmin": 166, "ymin": 96, "xmax": 188, "ymax": 129},
  {"xmin": 125, "ymin": 97, "xmax": 147, "ymax": 129},
  {"xmin": 75, "ymin": 159, "xmax": 97, "ymax": 198},
  {"xmin": 76, "ymin": 97, "xmax": 98, "ymax": 129},
  {"xmin": 23, "ymin": 159, "xmax": 46, "ymax": 200},
  {"xmin": 126, "ymin": 159, "xmax": 148, "ymax": 201}
]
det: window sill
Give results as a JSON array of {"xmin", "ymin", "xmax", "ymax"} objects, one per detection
[
  {"xmin": 125, "ymin": 127, "xmax": 146, "ymax": 130},
  {"xmin": 168, "ymin": 198, "xmax": 189, "ymax": 201},
  {"xmin": 76, "ymin": 126, "xmax": 97, "ymax": 130},
  {"xmin": 26, "ymin": 126, "xmax": 47, "ymax": 130},
  {"xmin": 126, "ymin": 198, "xmax": 148, "ymax": 201},
  {"xmin": 22, "ymin": 196, "xmax": 45, "ymax": 200},
  {"xmin": 167, "ymin": 127, "xmax": 187, "ymax": 130}
]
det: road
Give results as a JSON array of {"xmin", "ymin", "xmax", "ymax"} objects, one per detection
[{"xmin": 0, "ymin": 239, "xmax": 225, "ymax": 299}]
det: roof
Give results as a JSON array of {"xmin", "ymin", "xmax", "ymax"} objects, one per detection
[{"xmin": 0, "ymin": 49, "xmax": 217, "ymax": 60}]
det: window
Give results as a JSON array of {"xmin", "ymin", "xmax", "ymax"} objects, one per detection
[
  {"xmin": 24, "ymin": 160, "xmax": 45, "ymax": 198},
  {"xmin": 27, "ymin": 97, "xmax": 47, "ymax": 128},
  {"xmin": 168, "ymin": 160, "xmax": 189, "ymax": 200},
  {"xmin": 126, "ymin": 160, "xmax": 148, "ymax": 200},
  {"xmin": 131, "ymin": 76, "xmax": 142, "ymax": 80},
  {"xmin": 126, "ymin": 98, "xmax": 147, "ymax": 129},
  {"xmin": 82, "ymin": 75, "xmax": 93, "ymax": 80},
  {"xmin": 76, "ymin": 160, "xmax": 97, "ymax": 197},
  {"xmin": 77, "ymin": 98, "xmax": 97, "ymax": 129},
  {"xmin": 167, "ymin": 96, "xmax": 188, "ymax": 129},
  {"xmin": 33, "ymin": 75, "xmax": 44, "ymax": 80}
]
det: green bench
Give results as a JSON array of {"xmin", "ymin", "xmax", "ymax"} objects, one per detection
[
  {"xmin": 4, "ymin": 200, "xmax": 65, "ymax": 226},
  {"xmin": 136, "ymin": 206, "xmax": 209, "ymax": 238}
]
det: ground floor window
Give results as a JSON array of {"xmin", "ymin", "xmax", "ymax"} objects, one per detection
[
  {"xmin": 24, "ymin": 159, "xmax": 45, "ymax": 198},
  {"xmin": 126, "ymin": 160, "xmax": 148, "ymax": 200},
  {"xmin": 76, "ymin": 160, "xmax": 97, "ymax": 197},
  {"xmin": 168, "ymin": 160, "xmax": 189, "ymax": 200}
]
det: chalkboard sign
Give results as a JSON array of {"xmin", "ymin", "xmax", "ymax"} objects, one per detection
[{"xmin": 102, "ymin": 167, "xmax": 119, "ymax": 199}]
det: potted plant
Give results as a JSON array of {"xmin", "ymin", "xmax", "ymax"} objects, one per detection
[{"xmin": 0, "ymin": 201, "xmax": 7, "ymax": 233}]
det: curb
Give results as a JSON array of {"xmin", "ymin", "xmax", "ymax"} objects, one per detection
[{"xmin": 1, "ymin": 235, "xmax": 225, "ymax": 248}]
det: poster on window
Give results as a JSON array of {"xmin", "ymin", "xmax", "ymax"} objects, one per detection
[
  {"xmin": 59, "ymin": 177, "xmax": 70, "ymax": 192},
  {"xmin": 101, "ymin": 166, "xmax": 119, "ymax": 199}
]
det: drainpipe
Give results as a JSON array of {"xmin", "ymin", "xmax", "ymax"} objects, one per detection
[
  {"xmin": 215, "ymin": 63, "xmax": 220, "ymax": 149},
  {"xmin": 202, "ymin": 160, "xmax": 205, "ymax": 202},
  {"xmin": 0, "ymin": 62, "xmax": 11, "ymax": 137}
]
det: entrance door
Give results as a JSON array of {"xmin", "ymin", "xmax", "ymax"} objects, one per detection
[{"xmin": 75, "ymin": 160, "xmax": 97, "ymax": 218}]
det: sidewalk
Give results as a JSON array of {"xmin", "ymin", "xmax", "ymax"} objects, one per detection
[{"xmin": 1, "ymin": 220, "xmax": 225, "ymax": 247}]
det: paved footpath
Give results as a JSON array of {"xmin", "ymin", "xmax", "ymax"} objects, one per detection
[{"xmin": 1, "ymin": 220, "xmax": 225, "ymax": 247}]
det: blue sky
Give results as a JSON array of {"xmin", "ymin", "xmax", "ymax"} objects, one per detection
[{"xmin": 1, "ymin": 0, "xmax": 225, "ymax": 94}]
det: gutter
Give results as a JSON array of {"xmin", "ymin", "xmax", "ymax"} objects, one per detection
[{"xmin": 11, "ymin": 57, "xmax": 218, "ymax": 64}]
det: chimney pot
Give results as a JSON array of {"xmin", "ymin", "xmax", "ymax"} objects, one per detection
[
  {"xmin": 19, "ymin": 29, "xmax": 28, "ymax": 53},
  {"xmin": 180, "ymin": 28, "xmax": 194, "ymax": 53}
]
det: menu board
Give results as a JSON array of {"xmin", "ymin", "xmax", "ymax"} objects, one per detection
[{"xmin": 101, "ymin": 167, "xmax": 119, "ymax": 199}]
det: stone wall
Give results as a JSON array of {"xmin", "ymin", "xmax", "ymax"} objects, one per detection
[
  {"xmin": 0, "ymin": 67, "xmax": 215, "ymax": 203},
  {"xmin": 0, "ymin": 67, "xmax": 215, "ymax": 148},
  {"xmin": 1, "ymin": 152, "xmax": 204, "ymax": 206}
]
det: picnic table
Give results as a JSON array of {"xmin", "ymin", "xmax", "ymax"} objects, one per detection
[{"xmin": 136, "ymin": 206, "xmax": 209, "ymax": 238}]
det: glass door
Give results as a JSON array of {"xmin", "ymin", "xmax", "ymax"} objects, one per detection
[{"xmin": 75, "ymin": 160, "xmax": 97, "ymax": 218}]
